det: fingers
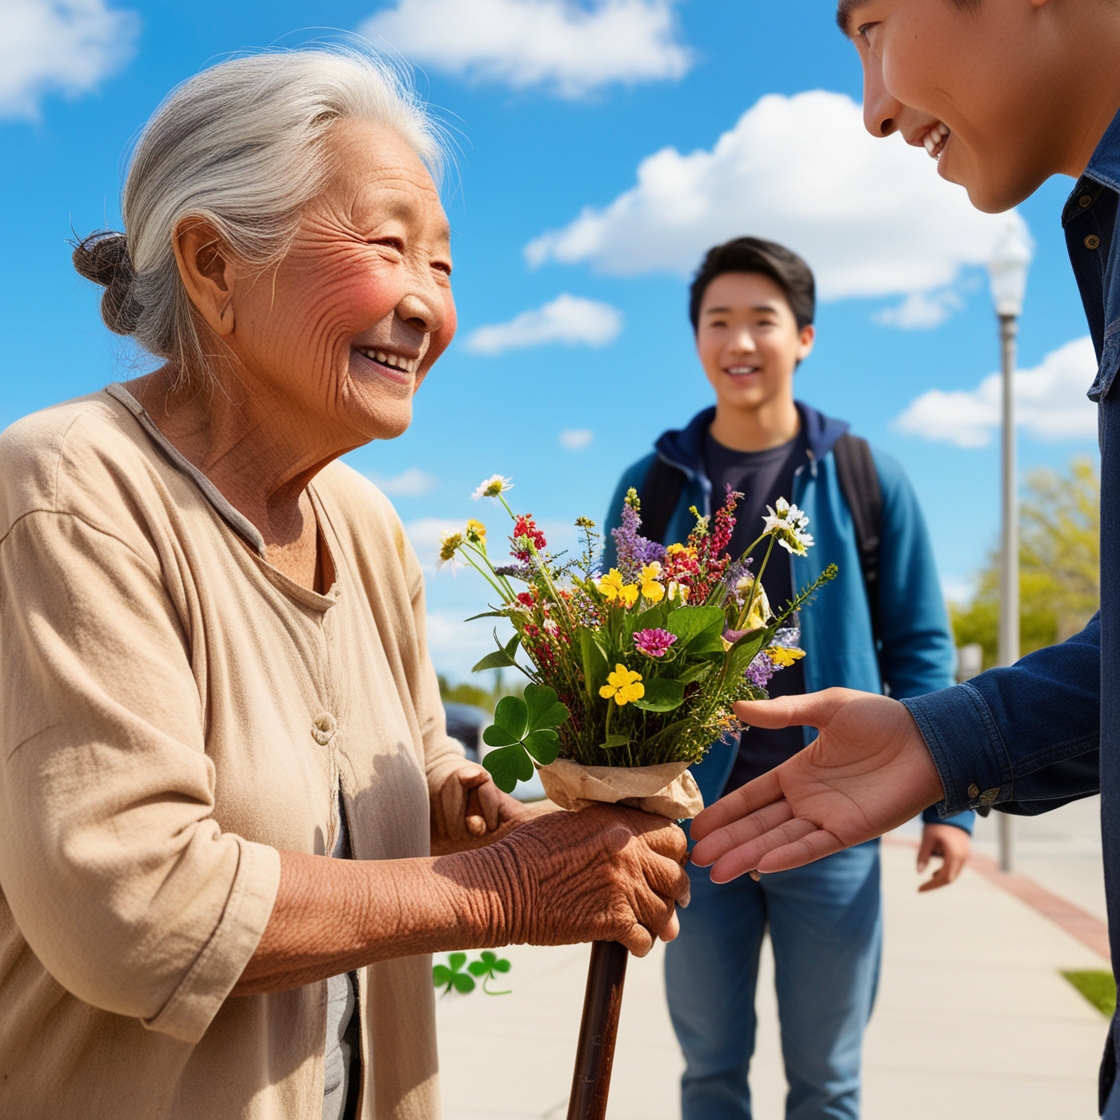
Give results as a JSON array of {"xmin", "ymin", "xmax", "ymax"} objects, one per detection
[
  {"xmin": 706, "ymin": 816, "xmax": 826, "ymax": 883},
  {"xmin": 619, "ymin": 921, "xmax": 654, "ymax": 957},
  {"xmin": 916, "ymin": 831, "xmax": 937, "ymax": 874},
  {"xmin": 732, "ymin": 689, "xmax": 847, "ymax": 731},
  {"xmin": 474, "ymin": 777, "xmax": 505, "ymax": 832},
  {"xmin": 690, "ymin": 799, "xmax": 795, "ymax": 867},
  {"xmin": 691, "ymin": 770, "xmax": 784, "ymax": 841},
  {"xmin": 658, "ymin": 908, "xmax": 681, "ymax": 944}
]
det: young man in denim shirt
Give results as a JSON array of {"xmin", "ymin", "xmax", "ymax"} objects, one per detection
[
  {"xmin": 602, "ymin": 236, "xmax": 972, "ymax": 1120},
  {"xmin": 689, "ymin": 3, "xmax": 1120, "ymax": 1114}
]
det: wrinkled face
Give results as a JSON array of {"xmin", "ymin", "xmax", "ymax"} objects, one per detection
[
  {"xmin": 840, "ymin": 0, "xmax": 1069, "ymax": 212},
  {"xmin": 695, "ymin": 272, "xmax": 814, "ymax": 414},
  {"xmin": 227, "ymin": 117, "xmax": 455, "ymax": 445}
]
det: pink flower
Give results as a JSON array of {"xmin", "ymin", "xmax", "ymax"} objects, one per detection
[{"xmin": 633, "ymin": 628, "xmax": 677, "ymax": 658}]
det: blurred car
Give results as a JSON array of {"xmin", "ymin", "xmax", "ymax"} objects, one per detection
[{"xmin": 442, "ymin": 700, "xmax": 546, "ymax": 803}]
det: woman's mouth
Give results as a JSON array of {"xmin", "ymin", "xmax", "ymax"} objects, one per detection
[
  {"xmin": 353, "ymin": 347, "xmax": 418, "ymax": 383},
  {"xmin": 922, "ymin": 122, "xmax": 950, "ymax": 161}
]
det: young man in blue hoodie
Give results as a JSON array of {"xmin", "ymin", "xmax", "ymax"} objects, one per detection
[{"xmin": 602, "ymin": 236, "xmax": 973, "ymax": 1120}]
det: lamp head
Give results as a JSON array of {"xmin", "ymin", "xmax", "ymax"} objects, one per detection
[{"xmin": 987, "ymin": 220, "xmax": 1033, "ymax": 319}]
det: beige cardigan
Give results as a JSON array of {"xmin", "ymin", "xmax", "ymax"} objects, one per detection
[{"xmin": 0, "ymin": 388, "xmax": 466, "ymax": 1119}]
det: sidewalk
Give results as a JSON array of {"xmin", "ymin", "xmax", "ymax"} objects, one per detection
[{"xmin": 436, "ymin": 805, "xmax": 1110, "ymax": 1118}]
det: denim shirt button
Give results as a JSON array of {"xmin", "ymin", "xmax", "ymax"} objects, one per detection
[
  {"xmin": 967, "ymin": 783, "xmax": 980, "ymax": 799},
  {"xmin": 979, "ymin": 788, "xmax": 1000, "ymax": 805},
  {"xmin": 1085, "ymin": 234, "xmax": 1102, "ymax": 250},
  {"xmin": 1080, "ymin": 194, "xmax": 1094, "ymax": 208}
]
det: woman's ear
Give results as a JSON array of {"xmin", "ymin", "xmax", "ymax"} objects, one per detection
[{"xmin": 172, "ymin": 220, "xmax": 237, "ymax": 337}]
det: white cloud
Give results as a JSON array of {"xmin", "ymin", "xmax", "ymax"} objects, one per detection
[
  {"xmin": 893, "ymin": 336, "xmax": 1099, "ymax": 448},
  {"xmin": 465, "ymin": 293, "xmax": 622, "ymax": 355},
  {"xmin": 559, "ymin": 428, "xmax": 594, "ymax": 450},
  {"xmin": 359, "ymin": 0, "xmax": 691, "ymax": 97},
  {"xmin": 874, "ymin": 289, "xmax": 963, "ymax": 330},
  {"xmin": 525, "ymin": 89, "xmax": 1029, "ymax": 313},
  {"xmin": 0, "ymin": 0, "xmax": 139, "ymax": 119},
  {"xmin": 369, "ymin": 467, "xmax": 438, "ymax": 497}
]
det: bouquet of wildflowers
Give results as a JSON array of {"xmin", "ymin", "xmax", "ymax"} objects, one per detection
[{"xmin": 441, "ymin": 475, "xmax": 836, "ymax": 803}]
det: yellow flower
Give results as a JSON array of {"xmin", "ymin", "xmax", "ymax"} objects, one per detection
[
  {"xmin": 599, "ymin": 664, "xmax": 645, "ymax": 706},
  {"xmin": 598, "ymin": 569, "xmax": 625, "ymax": 601},
  {"xmin": 618, "ymin": 583, "xmax": 640, "ymax": 607},
  {"xmin": 640, "ymin": 562, "xmax": 665, "ymax": 603},
  {"xmin": 465, "ymin": 518, "xmax": 487, "ymax": 544},
  {"xmin": 438, "ymin": 531, "xmax": 464, "ymax": 564},
  {"xmin": 767, "ymin": 646, "xmax": 806, "ymax": 667},
  {"xmin": 667, "ymin": 581, "xmax": 689, "ymax": 603},
  {"xmin": 737, "ymin": 575, "xmax": 772, "ymax": 629}
]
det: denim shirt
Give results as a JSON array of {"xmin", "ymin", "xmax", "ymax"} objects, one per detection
[{"xmin": 902, "ymin": 106, "xmax": 1120, "ymax": 1107}]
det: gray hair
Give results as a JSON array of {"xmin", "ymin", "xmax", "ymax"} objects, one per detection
[{"xmin": 73, "ymin": 47, "xmax": 448, "ymax": 380}]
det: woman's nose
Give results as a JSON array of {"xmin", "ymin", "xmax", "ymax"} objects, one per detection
[
  {"xmin": 861, "ymin": 53, "xmax": 902, "ymax": 137},
  {"xmin": 396, "ymin": 270, "xmax": 446, "ymax": 335}
]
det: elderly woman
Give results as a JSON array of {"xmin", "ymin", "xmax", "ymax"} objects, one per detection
[{"xmin": 0, "ymin": 49, "xmax": 688, "ymax": 1120}]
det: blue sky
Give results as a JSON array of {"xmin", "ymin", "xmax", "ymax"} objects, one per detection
[{"xmin": 0, "ymin": 0, "xmax": 1100, "ymax": 679}]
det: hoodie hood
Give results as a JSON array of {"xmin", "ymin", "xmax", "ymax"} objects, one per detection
[{"xmin": 653, "ymin": 401, "xmax": 850, "ymax": 479}]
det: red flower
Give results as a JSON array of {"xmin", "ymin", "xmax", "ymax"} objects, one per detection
[{"xmin": 512, "ymin": 514, "xmax": 547, "ymax": 562}]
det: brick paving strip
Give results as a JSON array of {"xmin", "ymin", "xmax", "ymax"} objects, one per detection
[{"xmin": 884, "ymin": 836, "xmax": 1111, "ymax": 964}]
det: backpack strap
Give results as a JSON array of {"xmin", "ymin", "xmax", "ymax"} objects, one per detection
[
  {"xmin": 638, "ymin": 457, "xmax": 688, "ymax": 545},
  {"xmin": 831, "ymin": 433, "xmax": 883, "ymax": 647}
]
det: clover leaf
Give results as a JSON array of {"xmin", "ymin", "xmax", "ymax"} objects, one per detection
[
  {"xmin": 432, "ymin": 952, "xmax": 476, "ymax": 995},
  {"xmin": 481, "ymin": 684, "xmax": 570, "ymax": 792},
  {"xmin": 467, "ymin": 950, "xmax": 512, "ymax": 995}
]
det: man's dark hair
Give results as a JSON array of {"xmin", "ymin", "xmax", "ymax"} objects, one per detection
[{"xmin": 688, "ymin": 236, "xmax": 816, "ymax": 333}]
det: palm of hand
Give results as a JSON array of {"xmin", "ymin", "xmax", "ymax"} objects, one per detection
[{"xmin": 690, "ymin": 689, "xmax": 945, "ymax": 882}]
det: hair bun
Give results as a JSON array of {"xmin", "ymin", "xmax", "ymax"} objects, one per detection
[{"xmin": 72, "ymin": 230, "xmax": 142, "ymax": 336}]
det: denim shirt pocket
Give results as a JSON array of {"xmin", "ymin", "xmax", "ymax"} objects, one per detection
[{"xmin": 1089, "ymin": 324, "xmax": 1120, "ymax": 402}]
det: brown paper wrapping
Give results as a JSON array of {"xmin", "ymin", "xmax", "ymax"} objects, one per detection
[{"xmin": 538, "ymin": 758, "xmax": 704, "ymax": 820}]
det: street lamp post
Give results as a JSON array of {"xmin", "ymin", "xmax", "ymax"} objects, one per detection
[{"xmin": 987, "ymin": 222, "xmax": 1033, "ymax": 873}]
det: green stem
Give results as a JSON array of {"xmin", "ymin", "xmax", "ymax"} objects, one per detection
[{"xmin": 740, "ymin": 536, "xmax": 776, "ymax": 630}]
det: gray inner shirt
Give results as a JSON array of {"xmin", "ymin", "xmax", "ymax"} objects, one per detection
[{"xmin": 323, "ymin": 788, "xmax": 359, "ymax": 1120}]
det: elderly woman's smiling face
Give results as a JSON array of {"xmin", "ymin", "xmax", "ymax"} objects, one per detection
[{"xmin": 214, "ymin": 117, "xmax": 455, "ymax": 445}]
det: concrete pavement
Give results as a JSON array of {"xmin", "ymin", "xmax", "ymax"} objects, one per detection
[{"xmin": 435, "ymin": 804, "xmax": 1111, "ymax": 1119}]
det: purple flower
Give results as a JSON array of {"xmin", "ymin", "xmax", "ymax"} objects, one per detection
[
  {"xmin": 612, "ymin": 494, "xmax": 666, "ymax": 582},
  {"xmin": 633, "ymin": 628, "xmax": 677, "ymax": 658},
  {"xmin": 744, "ymin": 652, "xmax": 776, "ymax": 689}
]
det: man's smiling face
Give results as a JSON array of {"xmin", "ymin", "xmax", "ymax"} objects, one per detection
[{"xmin": 837, "ymin": 0, "xmax": 1081, "ymax": 213}]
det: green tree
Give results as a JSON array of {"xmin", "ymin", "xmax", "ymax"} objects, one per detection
[{"xmin": 950, "ymin": 457, "xmax": 1099, "ymax": 670}]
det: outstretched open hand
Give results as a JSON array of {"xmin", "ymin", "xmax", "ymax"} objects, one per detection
[{"xmin": 689, "ymin": 689, "xmax": 946, "ymax": 882}]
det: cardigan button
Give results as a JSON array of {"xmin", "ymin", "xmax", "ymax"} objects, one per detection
[
  {"xmin": 312, "ymin": 713, "xmax": 337, "ymax": 745},
  {"xmin": 1085, "ymin": 234, "xmax": 1101, "ymax": 250}
]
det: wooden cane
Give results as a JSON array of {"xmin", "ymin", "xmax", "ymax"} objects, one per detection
[{"xmin": 566, "ymin": 940, "xmax": 630, "ymax": 1120}]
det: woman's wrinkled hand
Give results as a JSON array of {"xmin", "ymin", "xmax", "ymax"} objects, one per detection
[
  {"xmin": 432, "ymin": 764, "xmax": 530, "ymax": 850},
  {"xmin": 461, "ymin": 804, "xmax": 690, "ymax": 957}
]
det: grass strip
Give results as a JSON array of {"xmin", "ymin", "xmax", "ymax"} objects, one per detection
[{"xmin": 1061, "ymin": 969, "xmax": 1116, "ymax": 1017}]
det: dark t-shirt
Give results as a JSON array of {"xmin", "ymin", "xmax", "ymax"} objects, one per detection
[{"xmin": 702, "ymin": 428, "xmax": 808, "ymax": 792}]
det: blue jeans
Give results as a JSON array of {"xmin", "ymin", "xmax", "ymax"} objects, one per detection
[{"xmin": 665, "ymin": 841, "xmax": 882, "ymax": 1120}]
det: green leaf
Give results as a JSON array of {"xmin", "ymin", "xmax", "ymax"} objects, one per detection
[
  {"xmin": 482, "ymin": 744, "xmax": 535, "ymax": 792},
  {"xmin": 492, "ymin": 958, "xmax": 511, "ymax": 974},
  {"xmin": 464, "ymin": 610, "xmax": 508, "ymax": 622},
  {"xmin": 452, "ymin": 972, "xmax": 476, "ymax": 994},
  {"xmin": 677, "ymin": 661, "xmax": 714, "ymax": 685},
  {"xmin": 467, "ymin": 960, "xmax": 488, "ymax": 977},
  {"xmin": 432, "ymin": 965, "xmax": 452, "ymax": 985},
  {"xmin": 633, "ymin": 601, "xmax": 670, "ymax": 633},
  {"xmin": 449, "ymin": 952, "xmax": 467, "ymax": 970},
  {"xmin": 632, "ymin": 677, "xmax": 686, "ymax": 712},
  {"xmin": 472, "ymin": 649, "xmax": 519, "ymax": 672},
  {"xmin": 726, "ymin": 630, "xmax": 769, "ymax": 677},
  {"xmin": 523, "ymin": 728, "xmax": 561, "ymax": 765},
  {"xmin": 667, "ymin": 606, "xmax": 726, "ymax": 653},
  {"xmin": 482, "ymin": 723, "xmax": 519, "ymax": 747},
  {"xmin": 492, "ymin": 695, "xmax": 529, "ymax": 740},
  {"xmin": 471, "ymin": 629, "xmax": 522, "ymax": 673},
  {"xmin": 523, "ymin": 683, "xmax": 570, "ymax": 731},
  {"xmin": 601, "ymin": 732, "xmax": 630, "ymax": 750},
  {"xmin": 579, "ymin": 629, "xmax": 610, "ymax": 698}
]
